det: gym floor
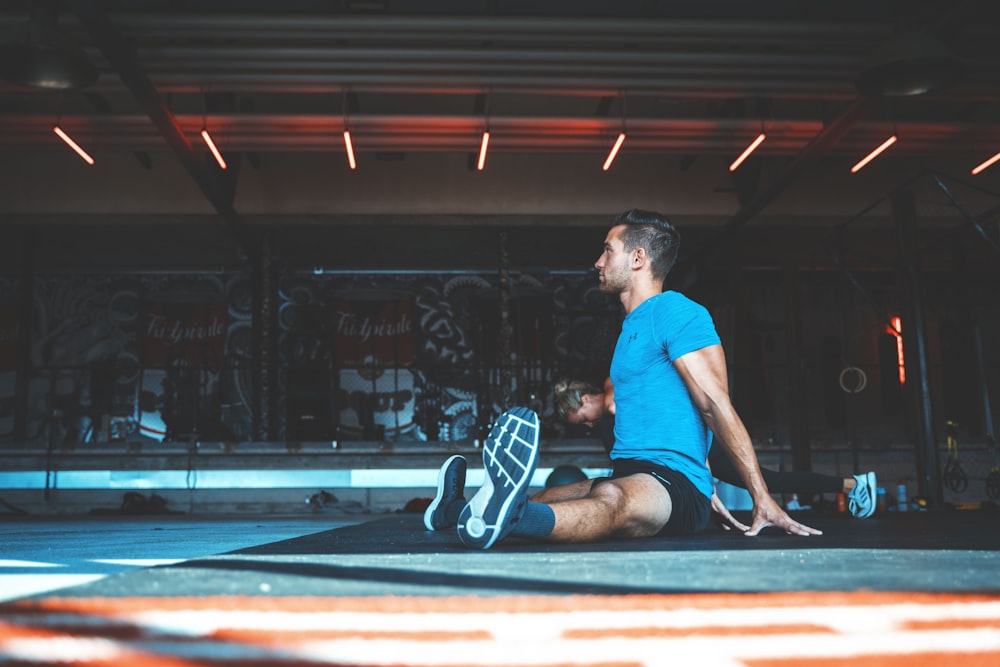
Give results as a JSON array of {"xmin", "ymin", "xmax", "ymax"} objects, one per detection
[
  {"xmin": 3, "ymin": 509, "xmax": 998, "ymax": 599},
  {"xmin": 2, "ymin": 509, "xmax": 999, "ymax": 666}
]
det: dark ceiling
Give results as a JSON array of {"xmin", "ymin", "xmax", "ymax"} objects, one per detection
[
  {"xmin": 1, "ymin": 1, "xmax": 998, "ymax": 274},
  {"xmin": 3, "ymin": 1, "xmax": 998, "ymax": 159}
]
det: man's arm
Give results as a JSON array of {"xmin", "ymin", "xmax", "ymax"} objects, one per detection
[{"xmin": 673, "ymin": 344, "xmax": 821, "ymax": 537}]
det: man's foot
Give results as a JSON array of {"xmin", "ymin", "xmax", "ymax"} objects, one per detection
[
  {"xmin": 848, "ymin": 471, "xmax": 877, "ymax": 519},
  {"xmin": 457, "ymin": 407, "xmax": 540, "ymax": 549},
  {"xmin": 423, "ymin": 455, "xmax": 467, "ymax": 531}
]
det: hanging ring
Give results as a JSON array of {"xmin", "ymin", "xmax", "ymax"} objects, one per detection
[{"xmin": 838, "ymin": 366, "xmax": 868, "ymax": 394}]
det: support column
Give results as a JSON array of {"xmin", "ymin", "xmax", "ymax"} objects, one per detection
[
  {"xmin": 252, "ymin": 231, "xmax": 276, "ymax": 441},
  {"xmin": 727, "ymin": 262, "xmax": 745, "ymax": 411},
  {"xmin": 497, "ymin": 230, "xmax": 514, "ymax": 411},
  {"xmin": 951, "ymin": 237, "xmax": 995, "ymax": 441},
  {"xmin": 893, "ymin": 188, "xmax": 942, "ymax": 509},
  {"xmin": 13, "ymin": 230, "xmax": 35, "ymax": 442},
  {"xmin": 783, "ymin": 262, "xmax": 812, "ymax": 472}
]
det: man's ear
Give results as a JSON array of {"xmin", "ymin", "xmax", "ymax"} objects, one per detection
[{"xmin": 632, "ymin": 247, "xmax": 646, "ymax": 268}]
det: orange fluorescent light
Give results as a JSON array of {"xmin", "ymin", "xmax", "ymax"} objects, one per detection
[
  {"xmin": 343, "ymin": 129, "xmax": 357, "ymax": 170},
  {"xmin": 729, "ymin": 132, "xmax": 766, "ymax": 172},
  {"xmin": 972, "ymin": 150, "xmax": 1000, "ymax": 175},
  {"xmin": 602, "ymin": 132, "xmax": 626, "ymax": 171},
  {"xmin": 850, "ymin": 135, "xmax": 897, "ymax": 173},
  {"xmin": 477, "ymin": 131, "xmax": 490, "ymax": 171},
  {"xmin": 200, "ymin": 128, "xmax": 227, "ymax": 170},
  {"xmin": 887, "ymin": 316, "xmax": 906, "ymax": 384},
  {"xmin": 53, "ymin": 125, "xmax": 94, "ymax": 165}
]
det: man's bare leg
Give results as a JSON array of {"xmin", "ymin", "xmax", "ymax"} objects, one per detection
[
  {"xmin": 538, "ymin": 474, "xmax": 673, "ymax": 542},
  {"xmin": 531, "ymin": 479, "xmax": 594, "ymax": 504}
]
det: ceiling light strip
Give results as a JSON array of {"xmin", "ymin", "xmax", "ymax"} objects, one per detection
[
  {"xmin": 850, "ymin": 134, "xmax": 897, "ymax": 173},
  {"xmin": 729, "ymin": 132, "xmax": 766, "ymax": 172},
  {"xmin": 602, "ymin": 132, "xmax": 626, "ymax": 171},
  {"xmin": 52, "ymin": 125, "xmax": 95, "ymax": 165},
  {"xmin": 971, "ymin": 151, "xmax": 1000, "ymax": 175},
  {"xmin": 343, "ymin": 129, "xmax": 357, "ymax": 170},
  {"xmin": 200, "ymin": 129, "xmax": 228, "ymax": 170},
  {"xmin": 477, "ymin": 131, "xmax": 490, "ymax": 171}
]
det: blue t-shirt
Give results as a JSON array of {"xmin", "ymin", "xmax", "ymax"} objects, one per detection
[{"xmin": 609, "ymin": 291, "xmax": 721, "ymax": 498}]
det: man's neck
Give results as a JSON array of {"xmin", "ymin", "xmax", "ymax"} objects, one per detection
[{"xmin": 619, "ymin": 281, "xmax": 664, "ymax": 314}]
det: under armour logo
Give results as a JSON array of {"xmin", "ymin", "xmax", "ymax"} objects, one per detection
[{"xmin": 627, "ymin": 332, "xmax": 638, "ymax": 343}]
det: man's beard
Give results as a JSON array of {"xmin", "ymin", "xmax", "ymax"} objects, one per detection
[{"xmin": 598, "ymin": 265, "xmax": 630, "ymax": 293}]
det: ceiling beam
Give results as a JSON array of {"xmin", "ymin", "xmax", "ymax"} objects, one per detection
[
  {"xmin": 68, "ymin": 0, "xmax": 255, "ymax": 256},
  {"xmin": 672, "ymin": 96, "xmax": 877, "ymax": 284}
]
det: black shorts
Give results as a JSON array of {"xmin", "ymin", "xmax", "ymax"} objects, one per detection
[{"xmin": 596, "ymin": 458, "xmax": 711, "ymax": 536}]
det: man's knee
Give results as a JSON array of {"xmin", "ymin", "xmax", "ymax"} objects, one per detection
[
  {"xmin": 591, "ymin": 475, "xmax": 671, "ymax": 535},
  {"xmin": 587, "ymin": 478, "xmax": 631, "ymax": 512}
]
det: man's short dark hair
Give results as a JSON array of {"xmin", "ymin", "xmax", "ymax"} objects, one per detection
[{"xmin": 612, "ymin": 208, "xmax": 680, "ymax": 282}]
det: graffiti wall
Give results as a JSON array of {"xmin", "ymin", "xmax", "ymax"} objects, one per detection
[
  {"xmin": 4, "ymin": 263, "xmax": 997, "ymax": 456},
  {"xmin": 2, "ymin": 273, "xmax": 255, "ymax": 448},
  {"xmin": 1, "ymin": 269, "xmax": 620, "ymax": 447},
  {"xmin": 277, "ymin": 270, "xmax": 620, "ymax": 443}
]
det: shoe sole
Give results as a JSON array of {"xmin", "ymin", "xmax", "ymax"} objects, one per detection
[
  {"xmin": 423, "ymin": 455, "xmax": 466, "ymax": 531},
  {"xmin": 457, "ymin": 407, "xmax": 540, "ymax": 549}
]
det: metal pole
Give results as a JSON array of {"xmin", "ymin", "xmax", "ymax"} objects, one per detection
[
  {"xmin": 783, "ymin": 261, "xmax": 812, "ymax": 474},
  {"xmin": 498, "ymin": 231, "xmax": 514, "ymax": 411},
  {"xmin": 14, "ymin": 230, "xmax": 35, "ymax": 442},
  {"xmin": 253, "ymin": 231, "xmax": 275, "ymax": 441},
  {"xmin": 893, "ymin": 189, "xmax": 942, "ymax": 509},
  {"xmin": 972, "ymin": 323, "xmax": 996, "ymax": 440}
]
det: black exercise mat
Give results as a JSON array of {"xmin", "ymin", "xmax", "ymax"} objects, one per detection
[{"xmin": 40, "ymin": 510, "xmax": 1000, "ymax": 599}]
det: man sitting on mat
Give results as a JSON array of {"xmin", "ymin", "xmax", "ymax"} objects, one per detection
[{"xmin": 425, "ymin": 208, "xmax": 821, "ymax": 549}]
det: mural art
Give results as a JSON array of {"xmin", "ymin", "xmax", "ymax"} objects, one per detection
[{"xmin": 3, "ymin": 268, "xmax": 619, "ymax": 447}]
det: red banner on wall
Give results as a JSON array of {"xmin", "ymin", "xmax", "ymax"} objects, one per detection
[
  {"xmin": 333, "ymin": 298, "xmax": 413, "ymax": 367},
  {"xmin": 142, "ymin": 301, "xmax": 228, "ymax": 368}
]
